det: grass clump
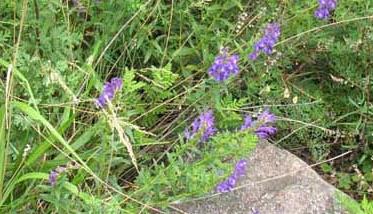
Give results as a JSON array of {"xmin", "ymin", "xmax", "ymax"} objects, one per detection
[{"xmin": 0, "ymin": 0, "xmax": 372, "ymax": 213}]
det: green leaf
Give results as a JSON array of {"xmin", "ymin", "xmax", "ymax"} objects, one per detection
[
  {"xmin": 14, "ymin": 172, "xmax": 97, "ymax": 205},
  {"xmin": 361, "ymin": 196, "xmax": 373, "ymax": 214},
  {"xmin": 14, "ymin": 172, "xmax": 49, "ymax": 184},
  {"xmin": 63, "ymin": 182, "xmax": 96, "ymax": 204},
  {"xmin": 26, "ymin": 107, "xmax": 72, "ymax": 166},
  {"xmin": 0, "ymin": 105, "xmax": 6, "ymax": 201},
  {"xmin": 54, "ymin": 125, "xmax": 97, "ymax": 160},
  {"xmin": 12, "ymin": 101, "xmax": 95, "ymax": 180},
  {"xmin": 320, "ymin": 163, "xmax": 333, "ymax": 173},
  {"xmin": 336, "ymin": 192, "xmax": 364, "ymax": 214},
  {"xmin": 0, "ymin": 59, "xmax": 39, "ymax": 112}
]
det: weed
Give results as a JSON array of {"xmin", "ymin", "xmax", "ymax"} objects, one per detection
[{"xmin": 0, "ymin": 0, "xmax": 372, "ymax": 212}]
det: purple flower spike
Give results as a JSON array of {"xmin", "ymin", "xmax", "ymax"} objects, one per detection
[
  {"xmin": 96, "ymin": 77, "xmax": 123, "ymax": 108},
  {"xmin": 314, "ymin": 8, "xmax": 330, "ymax": 19},
  {"xmin": 227, "ymin": 176, "xmax": 237, "ymax": 186},
  {"xmin": 216, "ymin": 159, "xmax": 247, "ymax": 193},
  {"xmin": 48, "ymin": 166, "xmax": 66, "ymax": 186},
  {"xmin": 208, "ymin": 48, "xmax": 240, "ymax": 82},
  {"xmin": 110, "ymin": 77, "xmax": 123, "ymax": 91},
  {"xmin": 48, "ymin": 171, "xmax": 58, "ymax": 186},
  {"xmin": 216, "ymin": 181, "xmax": 232, "ymax": 193},
  {"xmin": 185, "ymin": 110, "xmax": 217, "ymax": 142},
  {"xmin": 257, "ymin": 109, "xmax": 276, "ymax": 123},
  {"xmin": 249, "ymin": 23, "xmax": 281, "ymax": 60},
  {"xmin": 255, "ymin": 126, "xmax": 277, "ymax": 139},
  {"xmin": 314, "ymin": 0, "xmax": 337, "ymax": 19},
  {"xmin": 240, "ymin": 115, "xmax": 254, "ymax": 130},
  {"xmin": 241, "ymin": 110, "xmax": 277, "ymax": 139},
  {"xmin": 233, "ymin": 159, "xmax": 247, "ymax": 177}
]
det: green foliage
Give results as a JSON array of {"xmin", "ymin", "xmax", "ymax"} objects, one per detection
[
  {"xmin": 0, "ymin": 0, "xmax": 372, "ymax": 212},
  {"xmin": 132, "ymin": 131, "xmax": 256, "ymax": 208},
  {"xmin": 337, "ymin": 193, "xmax": 373, "ymax": 214}
]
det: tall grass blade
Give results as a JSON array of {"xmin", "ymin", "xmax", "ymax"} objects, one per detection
[
  {"xmin": 12, "ymin": 101, "xmax": 95, "ymax": 178},
  {"xmin": 0, "ymin": 105, "xmax": 6, "ymax": 201}
]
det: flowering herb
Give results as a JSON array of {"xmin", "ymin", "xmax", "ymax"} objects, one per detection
[
  {"xmin": 314, "ymin": 0, "xmax": 337, "ymax": 20},
  {"xmin": 257, "ymin": 109, "xmax": 276, "ymax": 123},
  {"xmin": 241, "ymin": 109, "xmax": 277, "ymax": 139},
  {"xmin": 255, "ymin": 126, "xmax": 277, "ymax": 139},
  {"xmin": 96, "ymin": 77, "xmax": 123, "ymax": 108},
  {"xmin": 249, "ymin": 23, "xmax": 281, "ymax": 60},
  {"xmin": 48, "ymin": 171, "xmax": 58, "ymax": 186},
  {"xmin": 240, "ymin": 115, "xmax": 254, "ymax": 131},
  {"xmin": 208, "ymin": 48, "xmax": 240, "ymax": 82},
  {"xmin": 216, "ymin": 159, "xmax": 247, "ymax": 193},
  {"xmin": 48, "ymin": 166, "xmax": 66, "ymax": 186},
  {"xmin": 184, "ymin": 110, "xmax": 217, "ymax": 142}
]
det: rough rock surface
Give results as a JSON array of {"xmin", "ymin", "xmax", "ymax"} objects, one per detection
[{"xmin": 173, "ymin": 141, "xmax": 349, "ymax": 214}]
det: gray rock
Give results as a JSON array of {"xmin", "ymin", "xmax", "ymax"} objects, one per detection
[{"xmin": 172, "ymin": 141, "xmax": 349, "ymax": 214}]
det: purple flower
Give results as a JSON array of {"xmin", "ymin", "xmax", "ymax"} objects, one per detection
[
  {"xmin": 185, "ymin": 110, "xmax": 217, "ymax": 142},
  {"xmin": 227, "ymin": 176, "xmax": 237, "ymax": 186},
  {"xmin": 48, "ymin": 166, "xmax": 66, "ymax": 186},
  {"xmin": 216, "ymin": 181, "xmax": 232, "ymax": 193},
  {"xmin": 314, "ymin": 0, "xmax": 337, "ymax": 19},
  {"xmin": 233, "ymin": 159, "xmax": 247, "ymax": 177},
  {"xmin": 208, "ymin": 48, "xmax": 240, "ymax": 82},
  {"xmin": 240, "ymin": 110, "xmax": 277, "ymax": 139},
  {"xmin": 96, "ymin": 77, "xmax": 123, "ymax": 108},
  {"xmin": 216, "ymin": 159, "xmax": 248, "ymax": 193},
  {"xmin": 48, "ymin": 171, "xmax": 58, "ymax": 186},
  {"xmin": 240, "ymin": 115, "xmax": 253, "ymax": 130},
  {"xmin": 110, "ymin": 77, "xmax": 123, "ymax": 91},
  {"xmin": 314, "ymin": 8, "xmax": 330, "ymax": 19},
  {"xmin": 255, "ymin": 126, "xmax": 277, "ymax": 139},
  {"xmin": 257, "ymin": 109, "xmax": 276, "ymax": 123},
  {"xmin": 249, "ymin": 23, "xmax": 281, "ymax": 60}
]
